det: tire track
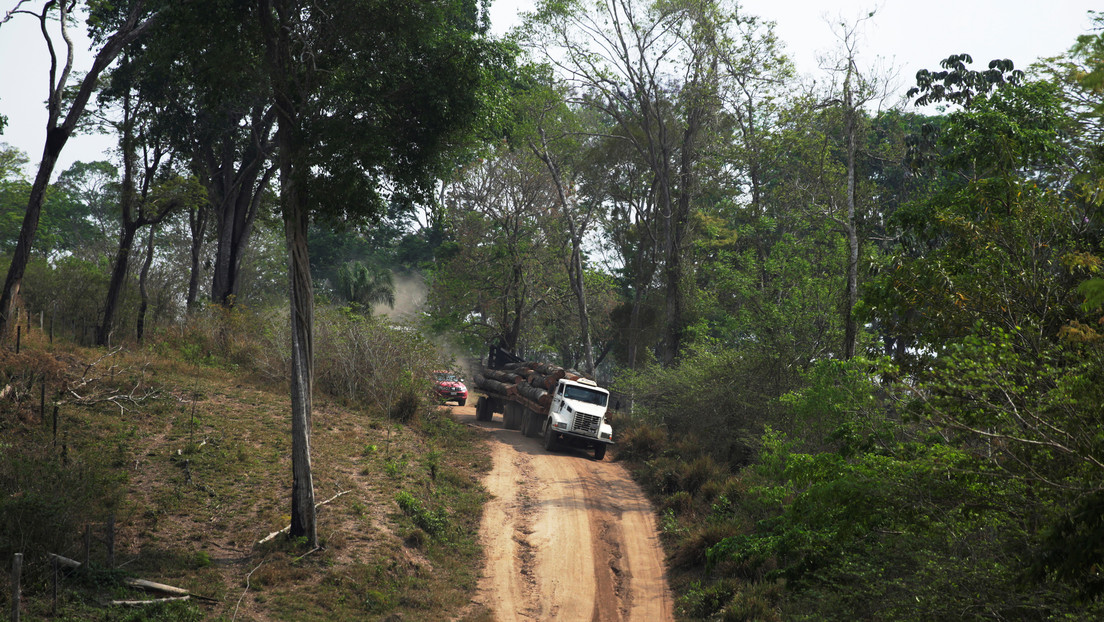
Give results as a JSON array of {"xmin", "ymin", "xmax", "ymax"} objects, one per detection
[{"xmin": 468, "ymin": 410, "xmax": 673, "ymax": 621}]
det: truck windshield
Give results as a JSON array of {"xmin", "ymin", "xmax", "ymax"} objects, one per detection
[{"xmin": 563, "ymin": 385, "xmax": 608, "ymax": 407}]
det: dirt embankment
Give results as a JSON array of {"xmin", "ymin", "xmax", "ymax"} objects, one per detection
[{"xmin": 456, "ymin": 404, "xmax": 674, "ymax": 621}]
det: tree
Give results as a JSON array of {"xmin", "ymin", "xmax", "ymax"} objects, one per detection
[
  {"xmin": 510, "ymin": 67, "xmax": 604, "ymax": 373},
  {"xmin": 0, "ymin": 0, "xmax": 174, "ymax": 340},
  {"xmin": 522, "ymin": 0, "xmax": 727, "ymax": 365},
  {"xmin": 820, "ymin": 12, "xmax": 896, "ymax": 360},
  {"xmin": 335, "ymin": 261, "xmax": 395, "ymax": 311},
  {"xmin": 54, "ymin": 161, "xmax": 121, "ymax": 262},
  {"xmin": 100, "ymin": 0, "xmax": 277, "ymax": 311},
  {"xmin": 430, "ymin": 150, "xmax": 560, "ymax": 353},
  {"xmin": 253, "ymin": 0, "xmax": 510, "ymax": 546}
]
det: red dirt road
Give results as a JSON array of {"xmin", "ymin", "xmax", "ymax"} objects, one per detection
[{"xmin": 455, "ymin": 404, "xmax": 674, "ymax": 621}]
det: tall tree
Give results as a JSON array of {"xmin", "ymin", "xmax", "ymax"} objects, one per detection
[
  {"xmin": 0, "ymin": 0, "xmax": 172, "ymax": 340},
  {"xmin": 105, "ymin": 0, "xmax": 278, "ymax": 310},
  {"xmin": 430, "ymin": 150, "xmax": 559, "ymax": 353},
  {"xmin": 820, "ymin": 12, "xmax": 895, "ymax": 359},
  {"xmin": 523, "ymin": 0, "xmax": 726, "ymax": 365},
  {"xmin": 253, "ymin": 0, "xmax": 509, "ymax": 545},
  {"xmin": 512, "ymin": 68, "xmax": 603, "ymax": 373}
]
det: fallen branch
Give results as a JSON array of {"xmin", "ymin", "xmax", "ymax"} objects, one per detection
[
  {"xmin": 108, "ymin": 596, "xmax": 191, "ymax": 607},
  {"xmin": 48, "ymin": 553, "xmax": 218, "ymax": 603},
  {"xmin": 257, "ymin": 490, "xmax": 351, "ymax": 545},
  {"xmin": 292, "ymin": 546, "xmax": 322, "ymax": 564},
  {"xmin": 232, "ymin": 560, "xmax": 265, "ymax": 622}
]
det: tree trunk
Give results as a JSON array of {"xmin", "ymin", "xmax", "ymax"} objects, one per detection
[
  {"xmin": 186, "ymin": 200, "xmax": 208, "ymax": 313},
  {"xmin": 137, "ymin": 224, "xmax": 157, "ymax": 343},
  {"xmin": 99, "ymin": 224, "xmax": 138, "ymax": 346},
  {"xmin": 0, "ymin": 139, "xmax": 62, "ymax": 339},
  {"xmin": 843, "ymin": 60, "xmax": 859, "ymax": 360},
  {"xmin": 261, "ymin": 0, "xmax": 317, "ymax": 548},
  {"xmin": 208, "ymin": 107, "xmax": 276, "ymax": 307},
  {"xmin": 285, "ymin": 183, "xmax": 316, "ymax": 547}
]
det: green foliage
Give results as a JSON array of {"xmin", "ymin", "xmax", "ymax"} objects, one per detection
[
  {"xmin": 395, "ymin": 490, "xmax": 451, "ymax": 537},
  {"xmin": 778, "ymin": 357, "xmax": 900, "ymax": 455},
  {"xmin": 705, "ymin": 433, "xmax": 1057, "ymax": 619},
  {"xmin": 614, "ymin": 348, "xmax": 780, "ymax": 465}
]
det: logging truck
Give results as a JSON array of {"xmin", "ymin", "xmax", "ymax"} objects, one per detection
[{"xmin": 473, "ymin": 346, "xmax": 614, "ymax": 460}]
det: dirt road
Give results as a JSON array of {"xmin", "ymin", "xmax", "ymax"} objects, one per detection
[{"xmin": 455, "ymin": 404, "xmax": 675, "ymax": 621}]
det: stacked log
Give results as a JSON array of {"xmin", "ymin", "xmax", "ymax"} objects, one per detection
[
  {"xmin": 485, "ymin": 368, "xmax": 524, "ymax": 385},
  {"xmin": 477, "ymin": 359, "xmax": 592, "ymax": 402},
  {"xmin": 516, "ymin": 382, "xmax": 552, "ymax": 407},
  {"xmin": 474, "ymin": 374, "xmax": 516, "ymax": 396}
]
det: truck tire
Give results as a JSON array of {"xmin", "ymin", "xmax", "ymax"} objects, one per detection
[
  {"xmin": 593, "ymin": 443, "xmax": 607, "ymax": 461},
  {"xmin": 522, "ymin": 410, "xmax": 539, "ymax": 438},
  {"xmin": 505, "ymin": 403, "xmax": 523, "ymax": 430},
  {"xmin": 475, "ymin": 397, "xmax": 492, "ymax": 422},
  {"xmin": 458, "ymin": 397, "xmax": 466, "ymax": 407},
  {"xmin": 543, "ymin": 420, "xmax": 559, "ymax": 452}
]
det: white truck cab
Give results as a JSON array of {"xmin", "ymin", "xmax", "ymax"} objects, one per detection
[{"xmin": 544, "ymin": 377, "xmax": 614, "ymax": 460}]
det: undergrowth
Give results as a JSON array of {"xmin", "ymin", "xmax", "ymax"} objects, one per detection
[{"xmin": 0, "ymin": 305, "xmax": 488, "ymax": 621}]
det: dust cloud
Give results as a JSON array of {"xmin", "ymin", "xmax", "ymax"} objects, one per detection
[
  {"xmin": 372, "ymin": 272, "xmax": 476, "ymax": 376},
  {"xmin": 373, "ymin": 272, "xmax": 427, "ymax": 322}
]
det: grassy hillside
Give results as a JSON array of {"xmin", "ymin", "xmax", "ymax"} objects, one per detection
[{"xmin": 0, "ymin": 309, "xmax": 493, "ymax": 621}]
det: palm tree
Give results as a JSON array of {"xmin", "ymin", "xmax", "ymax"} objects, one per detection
[{"xmin": 335, "ymin": 261, "xmax": 396, "ymax": 311}]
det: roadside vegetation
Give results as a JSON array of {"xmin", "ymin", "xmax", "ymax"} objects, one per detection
[{"xmin": 0, "ymin": 306, "xmax": 491, "ymax": 621}]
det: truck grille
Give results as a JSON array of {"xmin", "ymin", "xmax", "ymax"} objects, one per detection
[{"xmin": 572, "ymin": 412, "xmax": 601, "ymax": 436}]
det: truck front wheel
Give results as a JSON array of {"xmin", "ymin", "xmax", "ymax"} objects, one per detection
[
  {"xmin": 593, "ymin": 443, "xmax": 607, "ymax": 461},
  {"xmin": 543, "ymin": 421, "xmax": 559, "ymax": 452}
]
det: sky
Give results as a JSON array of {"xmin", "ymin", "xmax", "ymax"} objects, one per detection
[{"xmin": 0, "ymin": 0, "xmax": 1099, "ymax": 178}]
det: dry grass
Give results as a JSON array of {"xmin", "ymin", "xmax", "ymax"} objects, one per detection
[{"xmin": 0, "ymin": 329, "xmax": 491, "ymax": 621}]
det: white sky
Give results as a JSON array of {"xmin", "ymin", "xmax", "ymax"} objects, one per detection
[{"xmin": 0, "ymin": 0, "xmax": 1099, "ymax": 177}]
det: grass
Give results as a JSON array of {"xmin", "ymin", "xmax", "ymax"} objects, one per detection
[{"xmin": 0, "ymin": 327, "xmax": 492, "ymax": 621}]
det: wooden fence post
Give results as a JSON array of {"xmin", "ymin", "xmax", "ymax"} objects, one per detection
[
  {"xmin": 51, "ymin": 555, "xmax": 58, "ymax": 615},
  {"xmin": 11, "ymin": 553, "xmax": 21, "ymax": 622},
  {"xmin": 106, "ymin": 514, "xmax": 115, "ymax": 568}
]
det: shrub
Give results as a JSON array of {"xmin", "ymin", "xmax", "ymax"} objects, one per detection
[
  {"xmin": 614, "ymin": 421, "xmax": 667, "ymax": 462},
  {"xmin": 395, "ymin": 491, "xmax": 449, "ymax": 537},
  {"xmin": 311, "ymin": 307, "xmax": 439, "ymax": 415},
  {"xmin": 680, "ymin": 454, "xmax": 724, "ymax": 497}
]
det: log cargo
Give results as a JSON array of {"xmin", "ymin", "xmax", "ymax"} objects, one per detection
[
  {"xmin": 474, "ymin": 374, "xmax": 516, "ymax": 397},
  {"xmin": 516, "ymin": 383, "xmax": 551, "ymax": 407}
]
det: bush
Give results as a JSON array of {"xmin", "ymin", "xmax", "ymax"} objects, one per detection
[
  {"xmin": 613, "ymin": 349, "xmax": 779, "ymax": 465},
  {"xmin": 311, "ymin": 307, "xmax": 439, "ymax": 415},
  {"xmin": 0, "ymin": 442, "xmax": 124, "ymax": 586},
  {"xmin": 613, "ymin": 420, "xmax": 667, "ymax": 462},
  {"xmin": 395, "ymin": 491, "xmax": 450, "ymax": 537}
]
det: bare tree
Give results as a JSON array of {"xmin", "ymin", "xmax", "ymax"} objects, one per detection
[
  {"xmin": 819, "ymin": 11, "xmax": 897, "ymax": 359},
  {"xmin": 0, "ymin": 0, "xmax": 170, "ymax": 340}
]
